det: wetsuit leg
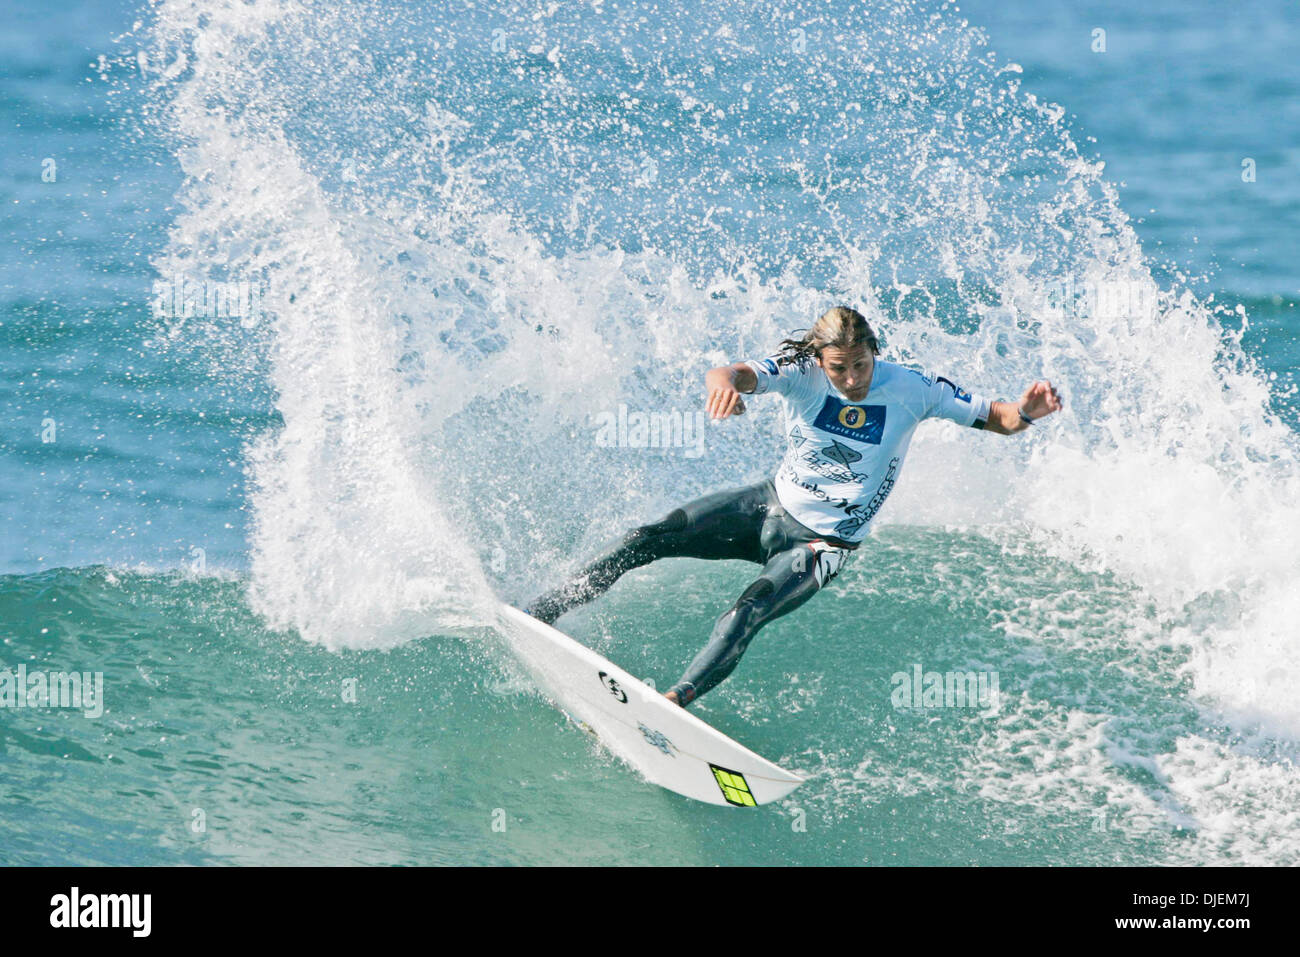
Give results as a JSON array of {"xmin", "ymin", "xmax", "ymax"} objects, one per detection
[
  {"xmin": 523, "ymin": 481, "xmax": 770, "ymax": 625},
  {"xmin": 667, "ymin": 530, "xmax": 853, "ymax": 706}
]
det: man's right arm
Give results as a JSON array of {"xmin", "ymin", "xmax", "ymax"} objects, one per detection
[{"xmin": 705, "ymin": 362, "xmax": 756, "ymax": 419}]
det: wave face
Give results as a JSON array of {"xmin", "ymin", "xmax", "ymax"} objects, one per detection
[{"xmin": 137, "ymin": 0, "xmax": 1298, "ymax": 726}]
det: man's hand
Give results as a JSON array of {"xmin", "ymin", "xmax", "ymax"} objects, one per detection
[
  {"xmin": 1019, "ymin": 380, "xmax": 1063, "ymax": 421},
  {"xmin": 705, "ymin": 364, "xmax": 753, "ymax": 419},
  {"xmin": 707, "ymin": 389, "xmax": 747, "ymax": 419},
  {"xmin": 985, "ymin": 380, "xmax": 1063, "ymax": 434}
]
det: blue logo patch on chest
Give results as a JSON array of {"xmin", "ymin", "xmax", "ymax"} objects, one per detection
[{"xmin": 813, "ymin": 398, "xmax": 887, "ymax": 444}]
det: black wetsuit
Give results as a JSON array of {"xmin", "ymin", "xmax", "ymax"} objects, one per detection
[{"xmin": 523, "ymin": 478, "xmax": 855, "ymax": 706}]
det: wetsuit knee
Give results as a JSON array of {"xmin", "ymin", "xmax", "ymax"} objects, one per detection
[
  {"xmin": 668, "ymin": 580, "xmax": 776, "ymax": 706},
  {"xmin": 731, "ymin": 576, "xmax": 776, "ymax": 618},
  {"xmin": 738, "ymin": 576, "xmax": 775, "ymax": 603},
  {"xmin": 620, "ymin": 507, "xmax": 688, "ymax": 556},
  {"xmin": 667, "ymin": 575, "xmax": 795, "ymax": 706},
  {"xmin": 642, "ymin": 507, "xmax": 688, "ymax": 536}
]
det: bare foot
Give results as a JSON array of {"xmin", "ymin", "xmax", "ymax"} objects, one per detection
[{"xmin": 664, "ymin": 690, "xmax": 680, "ymax": 706}]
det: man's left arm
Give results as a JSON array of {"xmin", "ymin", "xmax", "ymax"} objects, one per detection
[{"xmin": 979, "ymin": 380, "xmax": 1064, "ymax": 435}]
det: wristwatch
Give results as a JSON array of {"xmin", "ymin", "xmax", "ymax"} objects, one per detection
[{"xmin": 1017, "ymin": 406, "xmax": 1034, "ymax": 426}]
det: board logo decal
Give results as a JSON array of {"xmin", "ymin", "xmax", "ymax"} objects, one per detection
[
  {"xmin": 709, "ymin": 764, "xmax": 757, "ymax": 807},
  {"xmin": 598, "ymin": 671, "xmax": 628, "ymax": 703},
  {"xmin": 638, "ymin": 722, "xmax": 677, "ymax": 756}
]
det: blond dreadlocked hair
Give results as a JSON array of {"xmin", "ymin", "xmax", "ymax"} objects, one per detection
[{"xmin": 774, "ymin": 306, "xmax": 880, "ymax": 367}]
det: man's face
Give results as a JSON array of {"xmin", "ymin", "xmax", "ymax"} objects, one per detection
[{"xmin": 818, "ymin": 345, "xmax": 874, "ymax": 402}]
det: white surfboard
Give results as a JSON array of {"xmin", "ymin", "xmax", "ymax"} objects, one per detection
[{"xmin": 496, "ymin": 603, "xmax": 803, "ymax": 807}]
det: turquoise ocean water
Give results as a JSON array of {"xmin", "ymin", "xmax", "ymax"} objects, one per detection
[{"xmin": 2, "ymin": 0, "xmax": 1298, "ymax": 865}]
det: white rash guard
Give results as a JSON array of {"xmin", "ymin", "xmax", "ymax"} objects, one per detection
[{"xmin": 743, "ymin": 354, "xmax": 993, "ymax": 544}]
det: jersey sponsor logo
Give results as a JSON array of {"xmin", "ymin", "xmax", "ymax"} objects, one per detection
[
  {"xmin": 838, "ymin": 406, "xmax": 867, "ymax": 428},
  {"xmin": 937, "ymin": 376, "xmax": 971, "ymax": 403},
  {"xmin": 813, "ymin": 397, "xmax": 887, "ymax": 444},
  {"xmin": 798, "ymin": 439, "xmax": 870, "ymax": 484},
  {"xmin": 820, "ymin": 439, "xmax": 863, "ymax": 471},
  {"xmin": 781, "ymin": 453, "xmax": 897, "ymax": 539},
  {"xmin": 779, "ymin": 464, "xmax": 871, "ymax": 537},
  {"xmin": 832, "ymin": 514, "xmax": 866, "ymax": 538},
  {"xmin": 849, "ymin": 455, "xmax": 900, "ymax": 530}
]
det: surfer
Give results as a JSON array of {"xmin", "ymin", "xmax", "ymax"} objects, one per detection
[{"xmin": 524, "ymin": 305, "xmax": 1062, "ymax": 706}]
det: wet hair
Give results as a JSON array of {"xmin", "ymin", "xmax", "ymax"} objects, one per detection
[{"xmin": 774, "ymin": 305, "xmax": 880, "ymax": 367}]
